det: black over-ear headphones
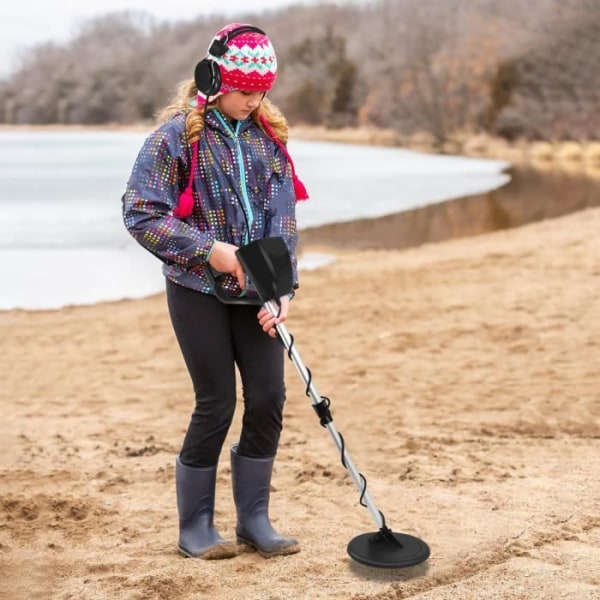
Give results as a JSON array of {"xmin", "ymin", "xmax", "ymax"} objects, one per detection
[{"xmin": 194, "ymin": 25, "xmax": 267, "ymax": 98}]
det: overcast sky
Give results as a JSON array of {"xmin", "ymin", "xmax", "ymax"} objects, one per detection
[{"xmin": 0, "ymin": 0, "xmax": 360, "ymax": 78}]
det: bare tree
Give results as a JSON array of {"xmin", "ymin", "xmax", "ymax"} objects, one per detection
[
  {"xmin": 280, "ymin": 26, "xmax": 359, "ymax": 126},
  {"xmin": 0, "ymin": 0, "xmax": 597, "ymax": 143}
]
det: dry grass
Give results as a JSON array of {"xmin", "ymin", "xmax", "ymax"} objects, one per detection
[
  {"xmin": 527, "ymin": 141, "xmax": 555, "ymax": 161},
  {"xmin": 290, "ymin": 125, "xmax": 600, "ymax": 176},
  {"xmin": 583, "ymin": 141, "xmax": 600, "ymax": 164},
  {"xmin": 291, "ymin": 125, "xmax": 401, "ymax": 147}
]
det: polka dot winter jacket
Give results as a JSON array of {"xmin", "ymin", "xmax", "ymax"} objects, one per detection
[{"xmin": 122, "ymin": 109, "xmax": 299, "ymax": 299}]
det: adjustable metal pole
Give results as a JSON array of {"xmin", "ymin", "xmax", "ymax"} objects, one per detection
[{"xmin": 266, "ymin": 300, "xmax": 384, "ymax": 529}]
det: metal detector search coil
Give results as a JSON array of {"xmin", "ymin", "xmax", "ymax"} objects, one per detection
[{"xmin": 232, "ymin": 238, "xmax": 431, "ymax": 569}]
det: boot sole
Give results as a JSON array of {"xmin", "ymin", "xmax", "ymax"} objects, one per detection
[
  {"xmin": 237, "ymin": 537, "xmax": 301, "ymax": 558},
  {"xmin": 178, "ymin": 542, "xmax": 238, "ymax": 560}
]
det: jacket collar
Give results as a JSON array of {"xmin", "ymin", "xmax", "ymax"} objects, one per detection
[{"xmin": 205, "ymin": 108, "xmax": 254, "ymax": 137}]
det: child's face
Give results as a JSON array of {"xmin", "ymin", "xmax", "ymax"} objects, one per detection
[{"xmin": 217, "ymin": 91, "xmax": 265, "ymax": 121}]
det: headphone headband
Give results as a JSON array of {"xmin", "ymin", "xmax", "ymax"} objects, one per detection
[{"xmin": 208, "ymin": 25, "xmax": 267, "ymax": 58}]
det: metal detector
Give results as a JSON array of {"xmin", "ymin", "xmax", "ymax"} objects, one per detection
[{"xmin": 212, "ymin": 237, "xmax": 430, "ymax": 569}]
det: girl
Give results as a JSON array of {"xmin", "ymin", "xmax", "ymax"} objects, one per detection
[{"xmin": 122, "ymin": 23, "xmax": 307, "ymax": 560}]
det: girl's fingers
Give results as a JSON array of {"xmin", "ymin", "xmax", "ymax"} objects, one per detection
[
  {"xmin": 257, "ymin": 298, "xmax": 289, "ymax": 335},
  {"xmin": 235, "ymin": 266, "xmax": 245, "ymax": 289}
]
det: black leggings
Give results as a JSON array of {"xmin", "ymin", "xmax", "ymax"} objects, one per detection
[{"xmin": 166, "ymin": 279, "xmax": 285, "ymax": 468}]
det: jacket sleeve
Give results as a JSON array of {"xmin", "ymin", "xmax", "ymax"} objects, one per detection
[{"xmin": 122, "ymin": 121, "xmax": 214, "ymax": 268}]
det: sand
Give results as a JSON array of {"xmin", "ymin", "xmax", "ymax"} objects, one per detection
[{"xmin": 1, "ymin": 206, "xmax": 599, "ymax": 600}]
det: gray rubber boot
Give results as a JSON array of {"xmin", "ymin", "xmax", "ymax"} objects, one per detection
[
  {"xmin": 176, "ymin": 456, "xmax": 237, "ymax": 559},
  {"xmin": 230, "ymin": 444, "xmax": 300, "ymax": 557}
]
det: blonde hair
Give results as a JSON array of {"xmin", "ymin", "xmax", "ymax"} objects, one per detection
[{"xmin": 156, "ymin": 79, "xmax": 289, "ymax": 144}]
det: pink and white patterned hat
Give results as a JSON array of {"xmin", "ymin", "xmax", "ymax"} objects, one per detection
[{"xmin": 197, "ymin": 23, "xmax": 278, "ymax": 105}]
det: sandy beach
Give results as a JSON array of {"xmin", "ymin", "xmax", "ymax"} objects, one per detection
[{"xmin": 1, "ymin": 205, "xmax": 599, "ymax": 599}]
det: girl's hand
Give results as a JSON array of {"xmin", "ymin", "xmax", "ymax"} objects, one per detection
[
  {"xmin": 208, "ymin": 241, "xmax": 245, "ymax": 289},
  {"xmin": 257, "ymin": 296, "xmax": 290, "ymax": 337}
]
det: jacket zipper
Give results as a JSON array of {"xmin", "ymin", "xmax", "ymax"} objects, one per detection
[{"xmin": 214, "ymin": 112, "xmax": 254, "ymax": 244}]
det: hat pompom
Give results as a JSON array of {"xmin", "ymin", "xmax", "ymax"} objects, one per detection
[
  {"xmin": 174, "ymin": 189, "xmax": 194, "ymax": 218},
  {"xmin": 292, "ymin": 174, "xmax": 309, "ymax": 202}
]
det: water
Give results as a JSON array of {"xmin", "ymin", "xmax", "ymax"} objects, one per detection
[
  {"xmin": 0, "ymin": 130, "xmax": 510, "ymax": 310},
  {"xmin": 300, "ymin": 164, "xmax": 600, "ymax": 251}
]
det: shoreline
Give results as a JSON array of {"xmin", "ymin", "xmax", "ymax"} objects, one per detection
[
  {"xmin": 2, "ymin": 122, "xmax": 599, "ymax": 173},
  {"xmin": 291, "ymin": 125, "xmax": 600, "ymax": 173},
  {"xmin": 3, "ymin": 162, "xmax": 600, "ymax": 313},
  {"xmin": 1, "ymin": 125, "xmax": 599, "ymax": 313}
]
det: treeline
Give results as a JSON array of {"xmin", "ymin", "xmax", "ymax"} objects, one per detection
[{"xmin": 1, "ymin": 0, "xmax": 598, "ymax": 144}]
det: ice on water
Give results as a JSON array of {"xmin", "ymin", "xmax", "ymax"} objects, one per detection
[{"xmin": 0, "ymin": 131, "xmax": 509, "ymax": 310}]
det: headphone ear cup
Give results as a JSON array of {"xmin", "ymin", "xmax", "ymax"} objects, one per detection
[{"xmin": 194, "ymin": 59, "xmax": 221, "ymax": 97}]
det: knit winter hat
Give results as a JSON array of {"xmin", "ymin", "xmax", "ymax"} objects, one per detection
[{"xmin": 196, "ymin": 23, "xmax": 278, "ymax": 106}]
